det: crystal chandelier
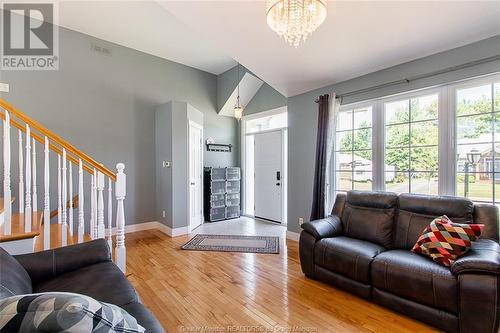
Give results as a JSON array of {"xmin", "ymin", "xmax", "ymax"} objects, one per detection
[
  {"xmin": 266, "ymin": 0, "xmax": 327, "ymax": 47},
  {"xmin": 234, "ymin": 64, "xmax": 243, "ymax": 120}
]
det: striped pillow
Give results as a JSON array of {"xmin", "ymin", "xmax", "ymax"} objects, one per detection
[
  {"xmin": 411, "ymin": 215, "xmax": 483, "ymax": 267},
  {"xmin": 0, "ymin": 292, "xmax": 145, "ymax": 332}
]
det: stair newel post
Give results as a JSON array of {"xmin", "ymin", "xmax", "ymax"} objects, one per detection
[
  {"xmin": 24, "ymin": 125, "xmax": 32, "ymax": 232},
  {"xmin": 18, "ymin": 130, "xmax": 24, "ymax": 214},
  {"xmin": 2, "ymin": 111, "xmax": 12, "ymax": 235},
  {"xmin": 107, "ymin": 177, "xmax": 113, "ymax": 254},
  {"xmin": 61, "ymin": 149, "xmax": 67, "ymax": 246},
  {"xmin": 97, "ymin": 171, "xmax": 105, "ymax": 238},
  {"xmin": 115, "ymin": 163, "xmax": 126, "ymax": 273},
  {"xmin": 43, "ymin": 137, "xmax": 50, "ymax": 250},
  {"xmin": 57, "ymin": 154, "xmax": 61, "ymax": 224},
  {"xmin": 31, "ymin": 138, "xmax": 37, "ymax": 212},
  {"xmin": 68, "ymin": 163, "xmax": 73, "ymax": 236},
  {"xmin": 77, "ymin": 159, "xmax": 84, "ymax": 243}
]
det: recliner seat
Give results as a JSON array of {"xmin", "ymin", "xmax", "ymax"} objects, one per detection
[{"xmin": 300, "ymin": 190, "xmax": 500, "ymax": 333}]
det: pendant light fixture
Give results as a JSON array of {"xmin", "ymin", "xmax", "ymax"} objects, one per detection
[
  {"xmin": 234, "ymin": 64, "xmax": 243, "ymax": 120},
  {"xmin": 266, "ymin": 0, "xmax": 327, "ymax": 47}
]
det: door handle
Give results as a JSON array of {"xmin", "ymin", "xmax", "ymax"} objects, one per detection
[{"xmin": 276, "ymin": 183, "xmax": 281, "ymax": 186}]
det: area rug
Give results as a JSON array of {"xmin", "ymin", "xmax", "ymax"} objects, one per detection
[{"xmin": 181, "ymin": 234, "xmax": 279, "ymax": 254}]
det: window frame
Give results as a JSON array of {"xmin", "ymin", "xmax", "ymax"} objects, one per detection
[{"xmin": 333, "ymin": 73, "xmax": 500, "ymax": 199}]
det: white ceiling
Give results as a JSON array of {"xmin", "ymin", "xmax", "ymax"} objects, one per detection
[
  {"xmin": 160, "ymin": 0, "xmax": 500, "ymax": 96},
  {"xmin": 42, "ymin": 1, "xmax": 500, "ymax": 96},
  {"xmin": 54, "ymin": 0, "xmax": 237, "ymax": 75}
]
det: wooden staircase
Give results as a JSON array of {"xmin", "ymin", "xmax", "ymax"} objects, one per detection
[{"xmin": 0, "ymin": 99, "xmax": 127, "ymax": 272}]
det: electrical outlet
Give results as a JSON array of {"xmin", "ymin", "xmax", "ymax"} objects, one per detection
[
  {"xmin": 162, "ymin": 210, "xmax": 166, "ymax": 218},
  {"xmin": 298, "ymin": 217, "xmax": 304, "ymax": 225},
  {"xmin": 0, "ymin": 83, "xmax": 9, "ymax": 92}
]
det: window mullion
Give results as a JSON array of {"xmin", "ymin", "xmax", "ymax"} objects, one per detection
[{"xmin": 373, "ymin": 100, "xmax": 384, "ymax": 191}]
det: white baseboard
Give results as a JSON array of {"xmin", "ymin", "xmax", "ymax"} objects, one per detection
[
  {"xmin": 286, "ymin": 230, "xmax": 300, "ymax": 242},
  {"xmin": 111, "ymin": 221, "xmax": 189, "ymax": 238}
]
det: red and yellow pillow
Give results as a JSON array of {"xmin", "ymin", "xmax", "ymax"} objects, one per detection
[{"xmin": 411, "ymin": 216, "xmax": 483, "ymax": 267}]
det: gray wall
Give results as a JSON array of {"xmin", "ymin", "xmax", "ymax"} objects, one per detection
[
  {"xmin": 0, "ymin": 26, "xmax": 238, "ymax": 226},
  {"xmin": 287, "ymin": 35, "xmax": 500, "ymax": 234}
]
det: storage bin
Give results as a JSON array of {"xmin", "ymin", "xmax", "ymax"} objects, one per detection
[
  {"xmin": 211, "ymin": 194, "xmax": 225, "ymax": 208},
  {"xmin": 210, "ymin": 207, "xmax": 225, "ymax": 221},
  {"xmin": 210, "ymin": 181, "xmax": 226, "ymax": 194},
  {"xmin": 226, "ymin": 180, "xmax": 240, "ymax": 194},
  {"xmin": 225, "ymin": 193, "xmax": 240, "ymax": 206},
  {"xmin": 225, "ymin": 205, "xmax": 240, "ymax": 219},
  {"xmin": 210, "ymin": 168, "xmax": 226, "ymax": 181},
  {"xmin": 226, "ymin": 167, "xmax": 241, "ymax": 181}
]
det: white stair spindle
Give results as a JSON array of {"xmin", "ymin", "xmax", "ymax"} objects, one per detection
[
  {"xmin": 18, "ymin": 130, "xmax": 24, "ymax": 214},
  {"xmin": 77, "ymin": 159, "xmax": 84, "ymax": 243},
  {"xmin": 107, "ymin": 177, "xmax": 113, "ymax": 253},
  {"xmin": 61, "ymin": 149, "xmax": 67, "ymax": 246},
  {"xmin": 2, "ymin": 111, "xmax": 12, "ymax": 235},
  {"xmin": 32, "ymin": 138, "xmax": 37, "ymax": 212},
  {"xmin": 24, "ymin": 125, "xmax": 32, "ymax": 232},
  {"xmin": 57, "ymin": 155, "xmax": 61, "ymax": 224},
  {"xmin": 90, "ymin": 171, "xmax": 95, "ymax": 239},
  {"xmin": 68, "ymin": 163, "xmax": 73, "ymax": 236},
  {"xmin": 115, "ymin": 163, "xmax": 126, "ymax": 273},
  {"xmin": 43, "ymin": 137, "xmax": 50, "ymax": 250},
  {"xmin": 97, "ymin": 171, "xmax": 105, "ymax": 238},
  {"xmin": 93, "ymin": 169, "xmax": 98, "ymax": 238}
]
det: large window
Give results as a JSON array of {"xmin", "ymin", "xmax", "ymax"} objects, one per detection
[
  {"xmin": 455, "ymin": 80, "xmax": 500, "ymax": 203},
  {"xmin": 335, "ymin": 106, "xmax": 373, "ymax": 192},
  {"xmin": 384, "ymin": 94, "xmax": 439, "ymax": 195},
  {"xmin": 333, "ymin": 74, "xmax": 500, "ymax": 204}
]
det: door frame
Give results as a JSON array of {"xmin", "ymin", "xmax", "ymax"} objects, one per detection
[
  {"xmin": 240, "ymin": 106, "xmax": 288, "ymax": 224},
  {"xmin": 188, "ymin": 120, "xmax": 204, "ymax": 232}
]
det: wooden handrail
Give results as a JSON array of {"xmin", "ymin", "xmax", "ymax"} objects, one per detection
[
  {"xmin": 50, "ymin": 195, "xmax": 79, "ymax": 219},
  {"xmin": 0, "ymin": 99, "xmax": 116, "ymax": 181}
]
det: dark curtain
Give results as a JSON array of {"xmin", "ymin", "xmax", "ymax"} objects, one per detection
[{"xmin": 310, "ymin": 94, "xmax": 330, "ymax": 221}]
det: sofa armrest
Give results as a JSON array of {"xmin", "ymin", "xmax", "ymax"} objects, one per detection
[
  {"xmin": 14, "ymin": 239, "xmax": 112, "ymax": 284},
  {"xmin": 301, "ymin": 215, "xmax": 342, "ymax": 240},
  {"xmin": 451, "ymin": 239, "xmax": 500, "ymax": 275}
]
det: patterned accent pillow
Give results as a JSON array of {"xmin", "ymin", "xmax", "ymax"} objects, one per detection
[
  {"xmin": 0, "ymin": 292, "xmax": 145, "ymax": 333},
  {"xmin": 411, "ymin": 215, "xmax": 483, "ymax": 267}
]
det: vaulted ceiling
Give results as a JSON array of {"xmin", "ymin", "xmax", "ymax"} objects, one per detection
[{"xmin": 55, "ymin": 1, "xmax": 500, "ymax": 97}]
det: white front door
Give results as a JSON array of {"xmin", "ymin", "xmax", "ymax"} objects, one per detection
[
  {"xmin": 254, "ymin": 130, "xmax": 283, "ymax": 223},
  {"xmin": 188, "ymin": 121, "xmax": 203, "ymax": 231}
]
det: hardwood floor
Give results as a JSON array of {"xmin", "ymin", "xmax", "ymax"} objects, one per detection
[{"xmin": 125, "ymin": 230, "xmax": 437, "ymax": 333}]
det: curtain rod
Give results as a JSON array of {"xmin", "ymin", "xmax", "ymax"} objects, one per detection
[{"xmin": 315, "ymin": 54, "xmax": 500, "ymax": 102}]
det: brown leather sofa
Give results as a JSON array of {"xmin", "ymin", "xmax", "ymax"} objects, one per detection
[
  {"xmin": 0, "ymin": 239, "xmax": 165, "ymax": 333},
  {"xmin": 300, "ymin": 191, "xmax": 500, "ymax": 333}
]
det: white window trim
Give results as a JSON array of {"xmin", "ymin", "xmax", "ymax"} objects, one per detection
[{"xmin": 333, "ymin": 72, "xmax": 500, "ymax": 198}]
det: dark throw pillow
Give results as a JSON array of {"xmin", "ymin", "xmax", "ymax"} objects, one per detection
[{"xmin": 0, "ymin": 292, "xmax": 145, "ymax": 332}]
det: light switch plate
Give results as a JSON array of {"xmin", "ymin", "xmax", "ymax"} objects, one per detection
[{"xmin": 0, "ymin": 83, "xmax": 9, "ymax": 92}]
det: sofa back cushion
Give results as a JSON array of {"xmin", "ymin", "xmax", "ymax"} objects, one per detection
[
  {"xmin": 0, "ymin": 248, "xmax": 32, "ymax": 298},
  {"xmin": 341, "ymin": 191, "xmax": 398, "ymax": 248},
  {"xmin": 394, "ymin": 194, "xmax": 474, "ymax": 250}
]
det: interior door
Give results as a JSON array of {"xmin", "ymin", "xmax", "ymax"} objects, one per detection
[
  {"xmin": 189, "ymin": 121, "xmax": 203, "ymax": 231},
  {"xmin": 254, "ymin": 130, "xmax": 283, "ymax": 223}
]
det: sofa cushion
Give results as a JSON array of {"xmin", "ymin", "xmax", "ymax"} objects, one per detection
[
  {"xmin": 34, "ymin": 262, "xmax": 139, "ymax": 307},
  {"xmin": 315, "ymin": 236, "xmax": 386, "ymax": 284},
  {"xmin": 371, "ymin": 250, "xmax": 458, "ymax": 314},
  {"xmin": 394, "ymin": 194, "xmax": 474, "ymax": 250},
  {"xmin": 0, "ymin": 248, "xmax": 32, "ymax": 298},
  {"xmin": 341, "ymin": 191, "xmax": 398, "ymax": 248}
]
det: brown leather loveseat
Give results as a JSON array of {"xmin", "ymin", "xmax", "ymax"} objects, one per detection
[{"xmin": 299, "ymin": 191, "xmax": 500, "ymax": 332}]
